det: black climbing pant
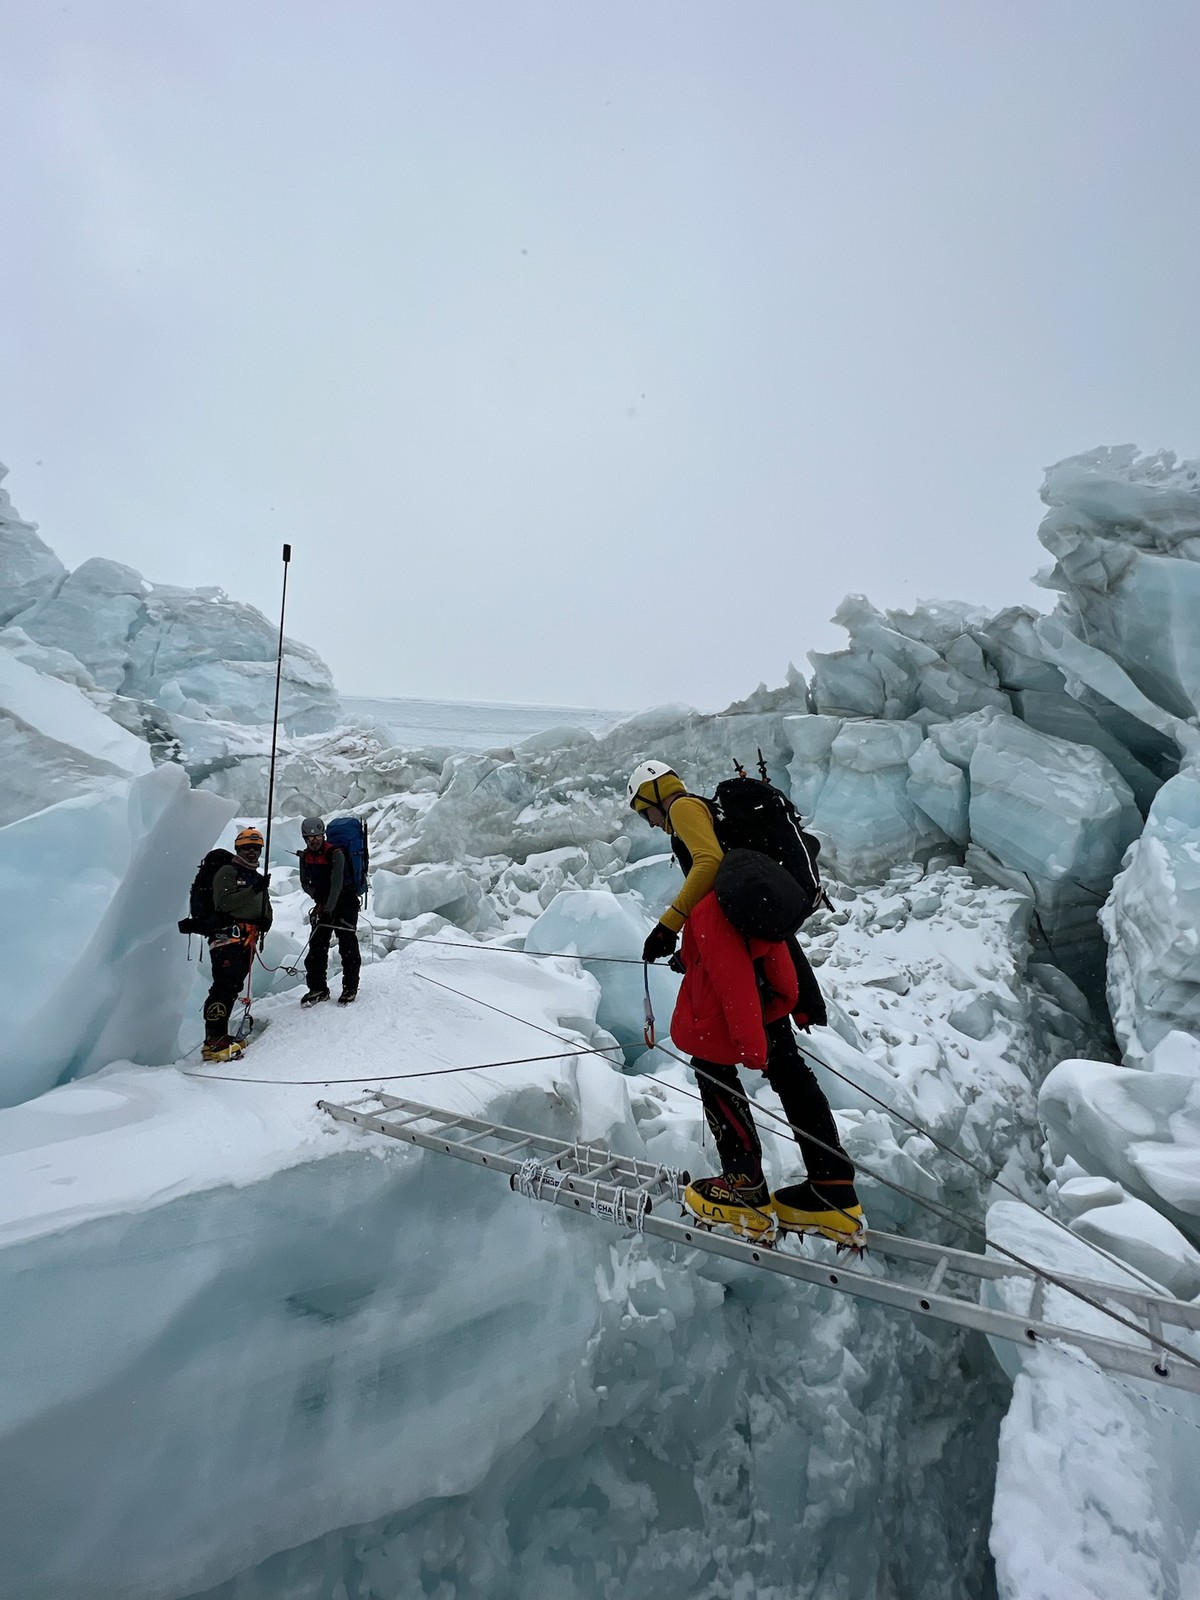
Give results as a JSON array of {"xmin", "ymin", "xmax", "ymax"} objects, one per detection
[
  {"xmin": 692, "ymin": 1059, "xmax": 765, "ymax": 1189},
  {"xmin": 763, "ymin": 1015, "xmax": 854, "ymax": 1183},
  {"xmin": 306, "ymin": 894, "xmax": 361, "ymax": 994},
  {"xmin": 692, "ymin": 1018, "xmax": 854, "ymax": 1188},
  {"xmin": 204, "ymin": 939, "xmax": 254, "ymax": 1041}
]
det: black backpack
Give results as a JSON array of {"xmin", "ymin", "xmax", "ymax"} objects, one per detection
[
  {"xmin": 178, "ymin": 849, "xmax": 234, "ymax": 936},
  {"xmin": 706, "ymin": 774, "xmax": 827, "ymax": 931}
]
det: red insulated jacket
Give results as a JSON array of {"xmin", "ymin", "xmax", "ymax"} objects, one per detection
[{"xmin": 669, "ymin": 893, "xmax": 799, "ymax": 1072}]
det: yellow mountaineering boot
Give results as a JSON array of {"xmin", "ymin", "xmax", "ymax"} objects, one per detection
[
  {"xmin": 682, "ymin": 1174, "xmax": 776, "ymax": 1241},
  {"xmin": 772, "ymin": 1180, "xmax": 866, "ymax": 1246},
  {"xmin": 201, "ymin": 1036, "xmax": 247, "ymax": 1064}
]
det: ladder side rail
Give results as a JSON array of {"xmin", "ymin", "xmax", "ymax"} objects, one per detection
[
  {"xmin": 371, "ymin": 1095, "xmax": 676, "ymax": 1187},
  {"xmin": 368, "ymin": 1096, "xmax": 639, "ymax": 1179},
  {"xmin": 512, "ymin": 1181, "xmax": 1200, "ymax": 1395},
  {"xmin": 866, "ymin": 1229, "xmax": 1035, "ymax": 1283},
  {"xmin": 322, "ymin": 1102, "xmax": 673, "ymax": 1208},
  {"xmin": 321, "ymin": 1105, "xmax": 1200, "ymax": 1364},
  {"xmin": 866, "ymin": 1229, "xmax": 1200, "ymax": 1331},
  {"xmin": 372, "ymin": 1097, "xmax": 587, "ymax": 1159},
  {"xmin": 630, "ymin": 1216, "xmax": 1200, "ymax": 1398},
  {"xmin": 320, "ymin": 1103, "xmax": 1200, "ymax": 1395}
]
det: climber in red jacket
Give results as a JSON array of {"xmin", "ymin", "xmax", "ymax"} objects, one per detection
[{"xmin": 670, "ymin": 890, "xmax": 864, "ymax": 1244}]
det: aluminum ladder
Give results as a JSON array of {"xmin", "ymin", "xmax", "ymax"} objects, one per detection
[{"xmin": 319, "ymin": 1092, "xmax": 1200, "ymax": 1398}]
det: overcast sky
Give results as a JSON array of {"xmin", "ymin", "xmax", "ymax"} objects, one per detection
[{"xmin": 2, "ymin": 2, "xmax": 1198, "ymax": 711}]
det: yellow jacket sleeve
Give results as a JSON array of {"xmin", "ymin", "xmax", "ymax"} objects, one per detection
[{"xmin": 660, "ymin": 795, "xmax": 725, "ymax": 932}]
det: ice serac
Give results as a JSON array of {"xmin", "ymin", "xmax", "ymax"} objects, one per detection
[
  {"xmin": 0, "ymin": 765, "xmax": 234, "ymax": 1108},
  {"xmin": 0, "ymin": 467, "xmax": 340, "ymax": 749},
  {"xmin": 0, "ymin": 647, "xmax": 153, "ymax": 825},
  {"xmin": 805, "ymin": 718, "xmax": 949, "ymax": 881},
  {"xmin": 959, "ymin": 711, "xmax": 1140, "ymax": 991},
  {"xmin": 1037, "ymin": 445, "xmax": 1200, "ymax": 727},
  {"xmin": 809, "ymin": 594, "xmax": 1011, "ymax": 723},
  {"xmin": 16, "ymin": 562, "xmax": 339, "ymax": 735},
  {"xmin": 984, "ymin": 1207, "xmax": 1200, "ymax": 1599},
  {"xmin": 1102, "ymin": 761, "xmax": 1200, "ymax": 1060},
  {"xmin": 0, "ymin": 462, "xmax": 65, "ymax": 626}
]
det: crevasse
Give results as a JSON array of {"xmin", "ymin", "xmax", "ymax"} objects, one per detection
[{"xmin": 1, "ymin": 446, "xmax": 1199, "ymax": 1599}]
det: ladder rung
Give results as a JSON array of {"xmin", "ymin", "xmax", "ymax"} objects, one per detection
[
  {"xmin": 493, "ymin": 1136, "xmax": 537, "ymax": 1158},
  {"xmin": 563, "ymin": 1158, "xmax": 621, "ymax": 1188},
  {"xmin": 452, "ymin": 1127, "xmax": 502, "ymax": 1150},
  {"xmin": 923, "ymin": 1255, "xmax": 950, "ymax": 1301}
]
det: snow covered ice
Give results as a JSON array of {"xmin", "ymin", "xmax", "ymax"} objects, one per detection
[{"xmin": 3, "ymin": 447, "xmax": 1200, "ymax": 1599}]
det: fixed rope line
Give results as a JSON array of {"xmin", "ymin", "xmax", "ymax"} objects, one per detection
[
  {"xmin": 255, "ymin": 929, "xmax": 313, "ymax": 976},
  {"xmin": 379, "ymin": 931, "xmax": 647, "ymax": 965},
  {"xmin": 182, "ymin": 1042, "xmax": 622, "ymax": 1088},
  {"xmin": 417, "ymin": 967, "xmax": 1200, "ymax": 1377}
]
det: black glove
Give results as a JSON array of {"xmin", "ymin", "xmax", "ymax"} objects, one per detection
[
  {"xmin": 642, "ymin": 923, "xmax": 678, "ymax": 963},
  {"xmin": 667, "ymin": 951, "xmax": 685, "ymax": 975}
]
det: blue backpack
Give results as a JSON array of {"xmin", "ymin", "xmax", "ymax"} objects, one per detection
[{"xmin": 326, "ymin": 816, "xmax": 370, "ymax": 901}]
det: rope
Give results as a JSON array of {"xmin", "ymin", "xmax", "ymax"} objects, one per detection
[
  {"xmin": 181, "ymin": 1042, "xmax": 622, "ymax": 1087},
  {"xmin": 591, "ymin": 1184, "xmax": 650, "ymax": 1233},
  {"xmin": 513, "ymin": 1157, "xmax": 567, "ymax": 1202},
  {"xmin": 255, "ymin": 930, "xmax": 312, "ymax": 975},
  {"xmin": 384, "ymin": 931, "xmax": 646, "ymax": 965}
]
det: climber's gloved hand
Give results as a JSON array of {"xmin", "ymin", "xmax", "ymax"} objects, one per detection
[
  {"xmin": 667, "ymin": 952, "xmax": 686, "ymax": 975},
  {"xmin": 641, "ymin": 923, "xmax": 678, "ymax": 964}
]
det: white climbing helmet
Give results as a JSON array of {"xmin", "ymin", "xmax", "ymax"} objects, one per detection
[{"xmin": 626, "ymin": 759, "xmax": 679, "ymax": 811}]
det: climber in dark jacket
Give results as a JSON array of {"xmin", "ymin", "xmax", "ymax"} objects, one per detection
[
  {"xmin": 203, "ymin": 827, "xmax": 273, "ymax": 1063},
  {"xmin": 629, "ymin": 759, "xmax": 863, "ymax": 1244},
  {"xmin": 298, "ymin": 816, "xmax": 361, "ymax": 1006}
]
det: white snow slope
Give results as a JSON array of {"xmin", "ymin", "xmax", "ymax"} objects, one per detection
[{"xmin": 3, "ymin": 446, "xmax": 1200, "ymax": 1600}]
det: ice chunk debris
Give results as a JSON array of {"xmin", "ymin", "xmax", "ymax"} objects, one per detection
[{"xmin": 1039, "ymin": 1038, "xmax": 1200, "ymax": 1240}]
